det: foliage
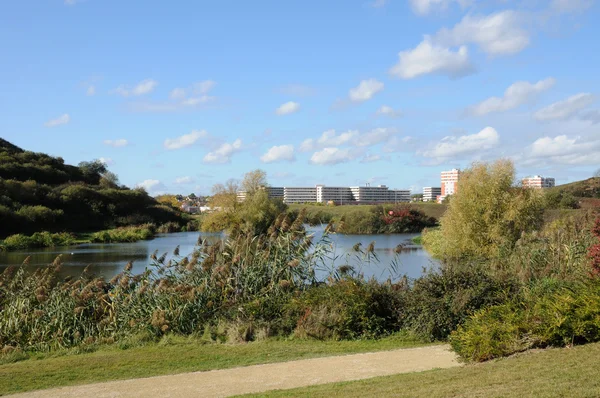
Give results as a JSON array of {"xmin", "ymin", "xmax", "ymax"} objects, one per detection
[
  {"xmin": 450, "ymin": 280, "xmax": 600, "ymax": 362},
  {"xmin": 398, "ymin": 263, "xmax": 518, "ymax": 341},
  {"xmin": 0, "ymin": 232, "xmax": 76, "ymax": 251},
  {"xmin": 90, "ymin": 225, "xmax": 156, "ymax": 243},
  {"xmin": 335, "ymin": 205, "xmax": 437, "ymax": 234},
  {"xmin": 423, "ymin": 160, "xmax": 545, "ymax": 260},
  {"xmin": 0, "ymin": 139, "xmax": 188, "ymax": 238},
  {"xmin": 544, "ymin": 189, "xmax": 579, "ymax": 209},
  {"xmin": 589, "ymin": 217, "xmax": 600, "ymax": 276}
]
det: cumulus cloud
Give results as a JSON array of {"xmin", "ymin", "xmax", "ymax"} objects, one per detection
[
  {"xmin": 169, "ymin": 88, "xmax": 186, "ymax": 100},
  {"xmin": 349, "ymin": 79, "xmax": 384, "ymax": 102},
  {"xmin": 260, "ymin": 145, "xmax": 296, "ymax": 163},
  {"xmin": 169, "ymin": 80, "xmax": 215, "ymax": 100},
  {"xmin": 44, "ymin": 114, "xmax": 70, "ymax": 127},
  {"xmin": 86, "ymin": 85, "xmax": 96, "ymax": 96},
  {"xmin": 103, "ymin": 139, "xmax": 128, "ymax": 148},
  {"xmin": 310, "ymin": 147, "xmax": 361, "ymax": 165},
  {"xmin": 468, "ymin": 78, "xmax": 555, "ymax": 116},
  {"xmin": 435, "ymin": 11, "xmax": 529, "ymax": 56},
  {"xmin": 163, "ymin": 130, "xmax": 208, "ymax": 150},
  {"xmin": 113, "ymin": 79, "xmax": 157, "ymax": 97},
  {"xmin": 203, "ymin": 139, "xmax": 242, "ymax": 164},
  {"xmin": 529, "ymin": 134, "xmax": 600, "ymax": 165},
  {"xmin": 300, "ymin": 130, "xmax": 359, "ymax": 152},
  {"xmin": 409, "ymin": 0, "xmax": 472, "ymax": 15},
  {"xmin": 136, "ymin": 179, "xmax": 167, "ymax": 195},
  {"xmin": 421, "ymin": 126, "xmax": 499, "ymax": 161},
  {"xmin": 534, "ymin": 93, "xmax": 595, "ymax": 121},
  {"xmin": 376, "ymin": 105, "xmax": 402, "ymax": 118},
  {"xmin": 390, "ymin": 37, "xmax": 473, "ymax": 79},
  {"xmin": 174, "ymin": 176, "xmax": 195, "ymax": 185},
  {"xmin": 275, "ymin": 101, "xmax": 300, "ymax": 115}
]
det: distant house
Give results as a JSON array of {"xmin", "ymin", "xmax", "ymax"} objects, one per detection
[{"xmin": 180, "ymin": 202, "xmax": 199, "ymax": 214}]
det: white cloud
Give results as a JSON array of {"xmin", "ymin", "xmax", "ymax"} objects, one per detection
[
  {"xmin": 98, "ymin": 157, "xmax": 114, "ymax": 166},
  {"xmin": 86, "ymin": 85, "xmax": 96, "ymax": 96},
  {"xmin": 44, "ymin": 114, "xmax": 70, "ymax": 127},
  {"xmin": 376, "ymin": 105, "xmax": 402, "ymax": 118},
  {"xmin": 181, "ymin": 96, "xmax": 214, "ymax": 106},
  {"xmin": 260, "ymin": 145, "xmax": 296, "ymax": 163},
  {"xmin": 275, "ymin": 101, "xmax": 300, "ymax": 115},
  {"xmin": 164, "ymin": 130, "xmax": 208, "ymax": 150},
  {"xmin": 103, "ymin": 139, "xmax": 129, "ymax": 148},
  {"xmin": 468, "ymin": 78, "xmax": 555, "ymax": 116},
  {"xmin": 421, "ymin": 126, "xmax": 499, "ymax": 161},
  {"xmin": 300, "ymin": 129, "xmax": 359, "ymax": 152},
  {"xmin": 581, "ymin": 109, "xmax": 600, "ymax": 124},
  {"xmin": 169, "ymin": 80, "xmax": 216, "ymax": 101},
  {"xmin": 349, "ymin": 79, "xmax": 384, "ymax": 102},
  {"xmin": 113, "ymin": 79, "xmax": 157, "ymax": 97},
  {"xmin": 529, "ymin": 135, "xmax": 600, "ymax": 165},
  {"xmin": 409, "ymin": 0, "xmax": 472, "ymax": 15},
  {"xmin": 435, "ymin": 11, "xmax": 529, "ymax": 56},
  {"xmin": 174, "ymin": 176, "xmax": 195, "ymax": 185},
  {"xmin": 310, "ymin": 147, "xmax": 361, "ymax": 165},
  {"xmin": 355, "ymin": 127, "xmax": 397, "ymax": 147},
  {"xmin": 136, "ymin": 179, "xmax": 167, "ymax": 194},
  {"xmin": 203, "ymin": 139, "xmax": 242, "ymax": 164},
  {"xmin": 534, "ymin": 93, "xmax": 595, "ymax": 121},
  {"xmin": 390, "ymin": 37, "xmax": 473, "ymax": 79}
]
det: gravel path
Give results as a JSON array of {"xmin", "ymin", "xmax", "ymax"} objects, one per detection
[{"xmin": 10, "ymin": 345, "xmax": 459, "ymax": 398}]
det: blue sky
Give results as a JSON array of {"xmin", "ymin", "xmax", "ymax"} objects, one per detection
[{"xmin": 1, "ymin": 0, "xmax": 599, "ymax": 195}]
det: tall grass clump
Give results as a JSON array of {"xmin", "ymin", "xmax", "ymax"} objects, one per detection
[
  {"xmin": 0, "ymin": 232, "xmax": 76, "ymax": 251},
  {"xmin": 90, "ymin": 224, "xmax": 156, "ymax": 243},
  {"xmin": 0, "ymin": 210, "xmax": 334, "ymax": 351}
]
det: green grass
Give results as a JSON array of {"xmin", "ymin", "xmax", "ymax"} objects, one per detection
[
  {"xmin": 0, "ymin": 333, "xmax": 428, "ymax": 396},
  {"xmin": 289, "ymin": 203, "xmax": 448, "ymax": 224},
  {"xmin": 244, "ymin": 342, "xmax": 600, "ymax": 398}
]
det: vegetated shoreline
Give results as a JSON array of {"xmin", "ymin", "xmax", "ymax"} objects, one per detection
[{"xmin": 0, "ymin": 220, "xmax": 201, "ymax": 252}]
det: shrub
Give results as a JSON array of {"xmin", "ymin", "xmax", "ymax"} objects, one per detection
[
  {"xmin": 450, "ymin": 280, "xmax": 600, "ymax": 362},
  {"xmin": 400, "ymin": 263, "xmax": 518, "ymax": 341},
  {"xmin": 1, "ymin": 232, "xmax": 75, "ymax": 251},
  {"xmin": 90, "ymin": 224, "xmax": 156, "ymax": 243}
]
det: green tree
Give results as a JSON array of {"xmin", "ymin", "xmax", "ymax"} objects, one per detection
[
  {"xmin": 423, "ymin": 160, "xmax": 544, "ymax": 260},
  {"xmin": 241, "ymin": 169, "xmax": 268, "ymax": 195}
]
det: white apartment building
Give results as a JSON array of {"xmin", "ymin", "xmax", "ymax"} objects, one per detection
[
  {"xmin": 283, "ymin": 187, "xmax": 318, "ymax": 203},
  {"xmin": 388, "ymin": 189, "xmax": 411, "ymax": 203},
  {"xmin": 423, "ymin": 187, "xmax": 441, "ymax": 202},
  {"xmin": 522, "ymin": 176, "xmax": 556, "ymax": 189},
  {"xmin": 237, "ymin": 186, "xmax": 284, "ymax": 202},
  {"xmin": 316, "ymin": 185, "xmax": 354, "ymax": 204}
]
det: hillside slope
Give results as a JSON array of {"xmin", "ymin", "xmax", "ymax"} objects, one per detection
[{"xmin": 0, "ymin": 138, "xmax": 186, "ymax": 238}]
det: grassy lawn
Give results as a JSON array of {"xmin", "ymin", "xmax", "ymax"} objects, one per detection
[
  {"xmin": 0, "ymin": 333, "xmax": 428, "ymax": 396},
  {"xmin": 244, "ymin": 342, "xmax": 600, "ymax": 398}
]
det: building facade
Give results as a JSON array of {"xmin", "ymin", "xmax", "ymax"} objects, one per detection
[
  {"xmin": 423, "ymin": 187, "xmax": 441, "ymax": 202},
  {"xmin": 522, "ymin": 176, "xmax": 556, "ymax": 189},
  {"xmin": 283, "ymin": 187, "xmax": 318, "ymax": 203},
  {"xmin": 439, "ymin": 169, "xmax": 460, "ymax": 203}
]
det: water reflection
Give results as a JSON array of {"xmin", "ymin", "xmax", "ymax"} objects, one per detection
[{"xmin": 0, "ymin": 227, "xmax": 438, "ymax": 282}]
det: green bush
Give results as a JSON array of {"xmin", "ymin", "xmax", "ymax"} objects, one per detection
[
  {"xmin": 1, "ymin": 232, "xmax": 76, "ymax": 251},
  {"xmin": 450, "ymin": 280, "xmax": 600, "ymax": 362},
  {"xmin": 90, "ymin": 224, "xmax": 156, "ymax": 243},
  {"xmin": 400, "ymin": 263, "xmax": 518, "ymax": 341}
]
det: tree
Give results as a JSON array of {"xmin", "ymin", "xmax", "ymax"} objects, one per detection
[
  {"xmin": 78, "ymin": 160, "xmax": 107, "ymax": 184},
  {"xmin": 99, "ymin": 171, "xmax": 120, "ymax": 189},
  {"xmin": 423, "ymin": 159, "xmax": 544, "ymax": 260},
  {"xmin": 241, "ymin": 169, "xmax": 268, "ymax": 195},
  {"xmin": 595, "ymin": 168, "xmax": 600, "ymax": 178}
]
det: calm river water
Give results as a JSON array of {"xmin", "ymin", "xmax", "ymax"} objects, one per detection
[{"xmin": 0, "ymin": 226, "xmax": 439, "ymax": 282}]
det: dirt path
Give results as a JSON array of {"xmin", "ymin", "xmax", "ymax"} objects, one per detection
[{"xmin": 11, "ymin": 345, "xmax": 459, "ymax": 398}]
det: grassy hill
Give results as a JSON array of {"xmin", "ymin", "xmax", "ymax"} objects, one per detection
[
  {"xmin": 0, "ymin": 138, "xmax": 187, "ymax": 238},
  {"xmin": 551, "ymin": 177, "xmax": 600, "ymax": 199}
]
